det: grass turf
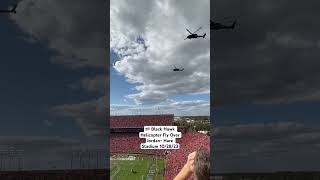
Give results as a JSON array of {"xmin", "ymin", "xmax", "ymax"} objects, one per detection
[{"xmin": 111, "ymin": 158, "xmax": 164, "ymax": 180}]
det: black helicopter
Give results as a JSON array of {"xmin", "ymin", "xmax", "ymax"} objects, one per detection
[
  {"xmin": 0, "ymin": 4, "xmax": 18, "ymax": 14},
  {"xmin": 173, "ymin": 65, "xmax": 184, "ymax": 72},
  {"xmin": 210, "ymin": 20, "xmax": 236, "ymax": 30},
  {"xmin": 184, "ymin": 27, "xmax": 206, "ymax": 40}
]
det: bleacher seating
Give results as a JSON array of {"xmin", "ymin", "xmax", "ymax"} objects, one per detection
[
  {"xmin": 111, "ymin": 114, "xmax": 173, "ymax": 128},
  {"xmin": 164, "ymin": 132, "xmax": 210, "ymax": 180},
  {"xmin": 110, "ymin": 115, "xmax": 210, "ymax": 180}
]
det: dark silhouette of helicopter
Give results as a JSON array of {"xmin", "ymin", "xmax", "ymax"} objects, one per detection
[
  {"xmin": 184, "ymin": 27, "xmax": 206, "ymax": 40},
  {"xmin": 0, "ymin": 4, "xmax": 18, "ymax": 14},
  {"xmin": 173, "ymin": 65, "xmax": 184, "ymax": 71},
  {"xmin": 210, "ymin": 20, "xmax": 236, "ymax": 30}
]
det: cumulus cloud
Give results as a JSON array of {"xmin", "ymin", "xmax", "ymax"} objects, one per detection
[
  {"xmin": 9, "ymin": 0, "xmax": 108, "ymax": 136},
  {"xmin": 212, "ymin": 0, "xmax": 320, "ymax": 106},
  {"xmin": 212, "ymin": 122, "xmax": 320, "ymax": 172},
  {"xmin": 10, "ymin": 0, "xmax": 106, "ymax": 69},
  {"xmin": 111, "ymin": 0, "xmax": 210, "ymax": 104},
  {"xmin": 43, "ymin": 119, "xmax": 53, "ymax": 127},
  {"xmin": 50, "ymin": 96, "xmax": 107, "ymax": 136},
  {"xmin": 213, "ymin": 122, "xmax": 310, "ymax": 140},
  {"xmin": 5, "ymin": 0, "xmax": 108, "ymax": 170},
  {"xmin": 210, "ymin": 0, "xmax": 320, "ymax": 173},
  {"xmin": 69, "ymin": 75, "xmax": 107, "ymax": 95}
]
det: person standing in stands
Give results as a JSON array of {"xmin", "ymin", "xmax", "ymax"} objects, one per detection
[{"xmin": 174, "ymin": 149, "xmax": 210, "ymax": 180}]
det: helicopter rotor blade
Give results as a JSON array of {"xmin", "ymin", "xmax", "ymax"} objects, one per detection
[
  {"xmin": 219, "ymin": 17, "xmax": 233, "ymax": 21},
  {"xmin": 193, "ymin": 27, "xmax": 202, "ymax": 34},
  {"xmin": 214, "ymin": 17, "xmax": 237, "ymax": 23},
  {"xmin": 186, "ymin": 29, "xmax": 192, "ymax": 34}
]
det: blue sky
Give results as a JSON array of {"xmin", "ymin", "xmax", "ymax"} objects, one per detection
[
  {"xmin": 0, "ymin": 9, "xmax": 98, "ymax": 138},
  {"xmin": 4, "ymin": 0, "xmax": 320, "ymax": 174},
  {"xmin": 0, "ymin": 0, "xmax": 107, "ymax": 170},
  {"xmin": 110, "ymin": 50, "xmax": 210, "ymax": 105},
  {"xmin": 110, "ymin": 50, "xmax": 136, "ymax": 105},
  {"xmin": 212, "ymin": 0, "xmax": 320, "ymax": 173},
  {"xmin": 215, "ymin": 102, "xmax": 320, "ymax": 126},
  {"xmin": 214, "ymin": 102, "xmax": 320, "ymax": 173}
]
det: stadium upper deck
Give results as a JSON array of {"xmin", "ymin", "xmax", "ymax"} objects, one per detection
[{"xmin": 110, "ymin": 114, "xmax": 174, "ymax": 129}]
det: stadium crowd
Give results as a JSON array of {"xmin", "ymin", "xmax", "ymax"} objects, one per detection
[
  {"xmin": 111, "ymin": 115, "xmax": 173, "ymax": 128},
  {"xmin": 110, "ymin": 133, "xmax": 165, "ymax": 155},
  {"xmin": 165, "ymin": 132, "xmax": 209, "ymax": 180},
  {"xmin": 110, "ymin": 115, "xmax": 210, "ymax": 180}
]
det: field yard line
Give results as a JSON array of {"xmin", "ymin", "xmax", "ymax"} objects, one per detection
[{"xmin": 111, "ymin": 163, "xmax": 121, "ymax": 180}]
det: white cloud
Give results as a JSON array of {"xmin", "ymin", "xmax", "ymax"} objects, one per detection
[
  {"xmin": 10, "ymin": 0, "xmax": 106, "ymax": 69},
  {"xmin": 213, "ymin": 121, "xmax": 320, "ymax": 157},
  {"xmin": 69, "ymin": 75, "xmax": 107, "ymax": 95},
  {"xmin": 50, "ymin": 96, "xmax": 107, "ymax": 136},
  {"xmin": 9, "ymin": 0, "xmax": 108, "ymax": 136},
  {"xmin": 43, "ymin": 119, "xmax": 53, "ymax": 127},
  {"xmin": 259, "ymin": 32, "xmax": 316, "ymax": 50},
  {"xmin": 214, "ymin": 122, "xmax": 309, "ymax": 140},
  {"xmin": 111, "ymin": 0, "xmax": 210, "ymax": 104}
]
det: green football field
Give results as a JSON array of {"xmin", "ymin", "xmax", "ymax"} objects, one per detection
[{"xmin": 111, "ymin": 158, "xmax": 165, "ymax": 180}]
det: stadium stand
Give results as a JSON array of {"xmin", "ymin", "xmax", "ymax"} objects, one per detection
[
  {"xmin": 0, "ymin": 169, "xmax": 107, "ymax": 180},
  {"xmin": 110, "ymin": 115, "xmax": 174, "ymax": 155},
  {"xmin": 111, "ymin": 114, "xmax": 173, "ymax": 128},
  {"xmin": 165, "ymin": 132, "xmax": 210, "ymax": 180},
  {"xmin": 110, "ymin": 133, "xmax": 164, "ymax": 154},
  {"xmin": 110, "ymin": 114, "xmax": 210, "ymax": 180}
]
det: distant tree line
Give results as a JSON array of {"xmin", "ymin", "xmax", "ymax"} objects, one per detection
[{"xmin": 174, "ymin": 116, "xmax": 210, "ymax": 132}]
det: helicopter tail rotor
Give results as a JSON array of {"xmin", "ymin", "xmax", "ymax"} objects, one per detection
[{"xmin": 231, "ymin": 21, "xmax": 237, "ymax": 29}]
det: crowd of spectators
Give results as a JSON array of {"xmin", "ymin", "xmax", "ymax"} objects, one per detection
[
  {"xmin": 110, "ymin": 133, "xmax": 165, "ymax": 155},
  {"xmin": 111, "ymin": 114, "xmax": 173, "ymax": 128},
  {"xmin": 110, "ymin": 115, "xmax": 174, "ymax": 155},
  {"xmin": 110, "ymin": 131, "xmax": 209, "ymax": 180},
  {"xmin": 110, "ymin": 115, "xmax": 210, "ymax": 180},
  {"xmin": 164, "ymin": 132, "xmax": 209, "ymax": 180}
]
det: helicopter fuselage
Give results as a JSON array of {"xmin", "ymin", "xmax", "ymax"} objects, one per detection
[
  {"xmin": 187, "ymin": 34, "xmax": 199, "ymax": 39},
  {"xmin": 0, "ymin": 10, "xmax": 14, "ymax": 13},
  {"xmin": 173, "ymin": 68, "xmax": 184, "ymax": 71}
]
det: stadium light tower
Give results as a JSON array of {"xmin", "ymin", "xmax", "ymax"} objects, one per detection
[
  {"xmin": 70, "ymin": 151, "xmax": 74, "ymax": 170},
  {"xmin": 0, "ymin": 150, "xmax": 4, "ymax": 170},
  {"xmin": 86, "ymin": 148, "xmax": 90, "ymax": 169},
  {"xmin": 96, "ymin": 150, "xmax": 99, "ymax": 169},
  {"xmin": 8, "ymin": 147, "xmax": 14, "ymax": 170},
  {"xmin": 16, "ymin": 149, "xmax": 23, "ymax": 171},
  {"xmin": 78, "ymin": 151, "xmax": 82, "ymax": 169}
]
